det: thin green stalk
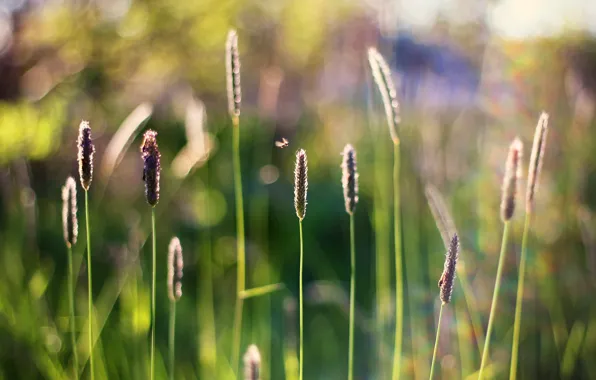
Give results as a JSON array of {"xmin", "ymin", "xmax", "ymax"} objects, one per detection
[
  {"xmin": 510, "ymin": 213, "xmax": 531, "ymax": 380},
  {"xmin": 67, "ymin": 245, "xmax": 78, "ymax": 380},
  {"xmin": 151, "ymin": 208, "xmax": 156, "ymax": 380},
  {"xmin": 429, "ymin": 304, "xmax": 445, "ymax": 379},
  {"xmin": 299, "ymin": 220, "xmax": 304, "ymax": 380},
  {"xmin": 478, "ymin": 222, "xmax": 511, "ymax": 379},
  {"xmin": 392, "ymin": 141, "xmax": 403, "ymax": 380},
  {"xmin": 85, "ymin": 190, "xmax": 94, "ymax": 380},
  {"xmin": 348, "ymin": 214, "xmax": 356, "ymax": 380},
  {"xmin": 198, "ymin": 165, "xmax": 217, "ymax": 378},
  {"xmin": 231, "ymin": 115, "xmax": 246, "ymax": 373},
  {"xmin": 169, "ymin": 300, "xmax": 176, "ymax": 380}
]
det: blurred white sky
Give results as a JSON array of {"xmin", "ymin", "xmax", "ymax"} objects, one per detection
[{"xmin": 376, "ymin": 0, "xmax": 596, "ymax": 38}]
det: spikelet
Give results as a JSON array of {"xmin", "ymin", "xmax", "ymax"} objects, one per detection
[
  {"xmin": 341, "ymin": 144, "xmax": 359, "ymax": 214},
  {"xmin": 243, "ymin": 344, "xmax": 261, "ymax": 380},
  {"xmin": 62, "ymin": 177, "xmax": 78, "ymax": 247},
  {"xmin": 425, "ymin": 184, "xmax": 457, "ymax": 251},
  {"xmin": 367, "ymin": 47, "xmax": 400, "ymax": 144},
  {"xmin": 526, "ymin": 112, "xmax": 549, "ymax": 213},
  {"xmin": 226, "ymin": 30, "xmax": 242, "ymax": 118},
  {"xmin": 77, "ymin": 120, "xmax": 95, "ymax": 191},
  {"xmin": 501, "ymin": 138, "xmax": 523, "ymax": 221},
  {"xmin": 141, "ymin": 130, "xmax": 161, "ymax": 207},
  {"xmin": 167, "ymin": 237, "xmax": 183, "ymax": 301},
  {"xmin": 294, "ymin": 149, "xmax": 308, "ymax": 220},
  {"xmin": 438, "ymin": 234, "xmax": 459, "ymax": 304}
]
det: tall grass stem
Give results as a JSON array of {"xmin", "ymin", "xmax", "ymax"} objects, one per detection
[
  {"xmin": 67, "ymin": 245, "xmax": 78, "ymax": 379},
  {"xmin": 169, "ymin": 300, "xmax": 176, "ymax": 380},
  {"xmin": 151, "ymin": 208, "xmax": 156, "ymax": 380},
  {"xmin": 299, "ymin": 220, "xmax": 304, "ymax": 380},
  {"xmin": 348, "ymin": 214, "xmax": 356, "ymax": 380},
  {"xmin": 391, "ymin": 142, "xmax": 403, "ymax": 380},
  {"xmin": 85, "ymin": 190, "xmax": 94, "ymax": 380},
  {"xmin": 429, "ymin": 304, "xmax": 445, "ymax": 379},
  {"xmin": 510, "ymin": 213, "xmax": 531, "ymax": 380},
  {"xmin": 478, "ymin": 221, "xmax": 511, "ymax": 378},
  {"xmin": 231, "ymin": 115, "xmax": 246, "ymax": 373}
]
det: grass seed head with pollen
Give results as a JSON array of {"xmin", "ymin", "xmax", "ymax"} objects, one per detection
[
  {"xmin": 526, "ymin": 112, "xmax": 549, "ymax": 213},
  {"xmin": 141, "ymin": 130, "xmax": 161, "ymax": 207},
  {"xmin": 438, "ymin": 234, "xmax": 459, "ymax": 304},
  {"xmin": 501, "ymin": 138, "xmax": 523, "ymax": 221},
  {"xmin": 367, "ymin": 47, "xmax": 400, "ymax": 144},
  {"xmin": 226, "ymin": 29, "xmax": 241, "ymax": 118},
  {"xmin": 243, "ymin": 344, "xmax": 261, "ymax": 380},
  {"xmin": 62, "ymin": 177, "xmax": 78, "ymax": 247},
  {"xmin": 77, "ymin": 120, "xmax": 95, "ymax": 191},
  {"xmin": 294, "ymin": 149, "xmax": 308, "ymax": 220},
  {"xmin": 341, "ymin": 144, "xmax": 359, "ymax": 214},
  {"xmin": 167, "ymin": 237, "xmax": 183, "ymax": 302}
]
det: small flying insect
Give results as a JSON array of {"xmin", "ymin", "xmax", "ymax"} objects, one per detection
[{"xmin": 275, "ymin": 137, "xmax": 289, "ymax": 149}]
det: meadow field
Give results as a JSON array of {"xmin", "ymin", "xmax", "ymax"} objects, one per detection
[{"xmin": 1, "ymin": 1, "xmax": 596, "ymax": 379}]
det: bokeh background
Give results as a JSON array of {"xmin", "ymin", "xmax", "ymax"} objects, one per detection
[{"xmin": 1, "ymin": 0, "xmax": 596, "ymax": 379}]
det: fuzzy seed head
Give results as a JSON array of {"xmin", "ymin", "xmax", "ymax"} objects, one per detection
[
  {"xmin": 167, "ymin": 237, "xmax": 183, "ymax": 301},
  {"xmin": 425, "ymin": 184, "xmax": 457, "ymax": 251},
  {"xmin": 77, "ymin": 120, "xmax": 95, "ymax": 191},
  {"xmin": 294, "ymin": 149, "xmax": 308, "ymax": 220},
  {"xmin": 368, "ymin": 47, "xmax": 400, "ymax": 144},
  {"xmin": 141, "ymin": 130, "xmax": 161, "ymax": 207},
  {"xmin": 501, "ymin": 138, "xmax": 523, "ymax": 221},
  {"xmin": 439, "ymin": 234, "xmax": 459, "ymax": 304},
  {"xmin": 62, "ymin": 177, "xmax": 78, "ymax": 247},
  {"xmin": 226, "ymin": 29, "xmax": 242, "ymax": 118},
  {"xmin": 243, "ymin": 344, "xmax": 261, "ymax": 380},
  {"xmin": 341, "ymin": 144, "xmax": 359, "ymax": 214},
  {"xmin": 526, "ymin": 112, "xmax": 548, "ymax": 213}
]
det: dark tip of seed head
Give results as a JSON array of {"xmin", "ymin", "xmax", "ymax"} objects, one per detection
[
  {"xmin": 141, "ymin": 130, "xmax": 161, "ymax": 207},
  {"xmin": 439, "ymin": 234, "xmax": 459, "ymax": 304},
  {"xmin": 294, "ymin": 149, "xmax": 308, "ymax": 220},
  {"xmin": 501, "ymin": 138, "xmax": 523, "ymax": 221},
  {"xmin": 243, "ymin": 344, "xmax": 261, "ymax": 380},
  {"xmin": 77, "ymin": 120, "xmax": 95, "ymax": 191},
  {"xmin": 526, "ymin": 112, "xmax": 548, "ymax": 213},
  {"xmin": 341, "ymin": 144, "xmax": 359, "ymax": 214},
  {"xmin": 167, "ymin": 237, "xmax": 183, "ymax": 302},
  {"xmin": 226, "ymin": 29, "xmax": 241, "ymax": 118},
  {"xmin": 62, "ymin": 177, "xmax": 78, "ymax": 247}
]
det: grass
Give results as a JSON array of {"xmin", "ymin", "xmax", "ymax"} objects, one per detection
[
  {"xmin": 231, "ymin": 114, "xmax": 246, "ymax": 374},
  {"xmin": 391, "ymin": 141, "xmax": 403, "ymax": 380},
  {"xmin": 348, "ymin": 213, "xmax": 356, "ymax": 380},
  {"xmin": 478, "ymin": 221, "xmax": 511, "ymax": 378},
  {"xmin": 85, "ymin": 190, "xmax": 94, "ymax": 380},
  {"xmin": 66, "ymin": 244, "xmax": 78, "ymax": 379},
  {"xmin": 429, "ymin": 304, "xmax": 444, "ymax": 379},
  {"xmin": 169, "ymin": 299, "xmax": 176, "ymax": 380},
  {"xmin": 150, "ymin": 208, "xmax": 156, "ymax": 380}
]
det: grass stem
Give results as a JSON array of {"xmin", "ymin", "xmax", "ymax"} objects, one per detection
[
  {"xmin": 478, "ymin": 221, "xmax": 511, "ymax": 378},
  {"xmin": 169, "ymin": 300, "xmax": 176, "ymax": 380},
  {"xmin": 348, "ymin": 214, "xmax": 356, "ymax": 380},
  {"xmin": 429, "ymin": 304, "xmax": 445, "ymax": 379},
  {"xmin": 510, "ymin": 213, "xmax": 531, "ymax": 380},
  {"xmin": 151, "ymin": 208, "xmax": 156, "ymax": 380},
  {"xmin": 85, "ymin": 190, "xmax": 94, "ymax": 380},
  {"xmin": 299, "ymin": 219, "xmax": 304, "ymax": 380},
  {"xmin": 67, "ymin": 245, "xmax": 78, "ymax": 380},
  {"xmin": 391, "ymin": 141, "xmax": 403, "ymax": 380},
  {"xmin": 231, "ymin": 115, "xmax": 246, "ymax": 373}
]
